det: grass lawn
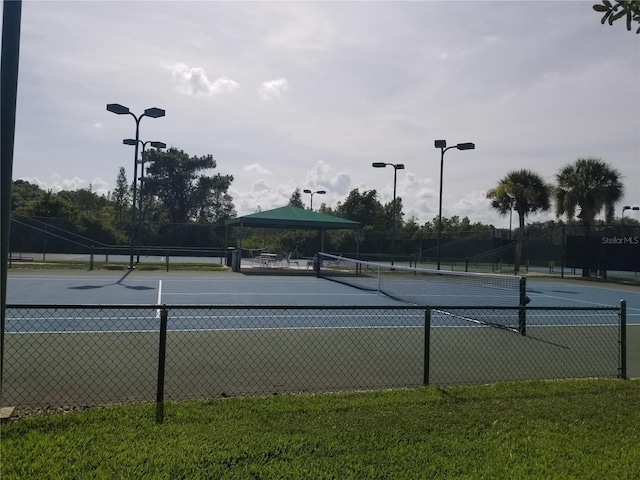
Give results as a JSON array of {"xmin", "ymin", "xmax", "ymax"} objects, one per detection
[{"xmin": 2, "ymin": 379, "xmax": 639, "ymax": 479}]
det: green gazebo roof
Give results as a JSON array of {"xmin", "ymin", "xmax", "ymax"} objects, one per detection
[{"xmin": 226, "ymin": 206, "xmax": 360, "ymax": 230}]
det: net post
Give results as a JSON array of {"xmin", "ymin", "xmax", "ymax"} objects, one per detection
[
  {"xmin": 424, "ymin": 308, "xmax": 431, "ymax": 386},
  {"xmin": 518, "ymin": 277, "xmax": 527, "ymax": 336},
  {"xmin": 166, "ymin": 251, "xmax": 169, "ymax": 273},
  {"xmin": 89, "ymin": 245, "xmax": 94, "ymax": 271},
  {"xmin": 156, "ymin": 306, "xmax": 169, "ymax": 423},
  {"xmin": 620, "ymin": 300, "xmax": 627, "ymax": 380}
]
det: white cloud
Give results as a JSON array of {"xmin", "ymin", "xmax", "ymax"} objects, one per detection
[
  {"xmin": 10, "ymin": 1, "xmax": 639, "ymax": 229},
  {"xmin": 304, "ymin": 161, "xmax": 351, "ymax": 195},
  {"xmin": 252, "ymin": 179, "xmax": 271, "ymax": 193},
  {"xmin": 166, "ymin": 63, "xmax": 239, "ymax": 97},
  {"xmin": 259, "ymin": 78, "xmax": 289, "ymax": 101},
  {"xmin": 20, "ymin": 176, "xmax": 111, "ymax": 196},
  {"xmin": 243, "ymin": 163, "xmax": 272, "ymax": 175}
]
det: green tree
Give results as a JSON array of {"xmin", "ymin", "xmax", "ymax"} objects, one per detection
[
  {"xmin": 335, "ymin": 189, "xmax": 385, "ymax": 253},
  {"xmin": 58, "ymin": 188, "xmax": 109, "ymax": 214},
  {"xmin": 487, "ymin": 169, "xmax": 551, "ymax": 274},
  {"xmin": 382, "ymin": 196, "xmax": 404, "ymax": 233},
  {"xmin": 288, "ymin": 188, "xmax": 305, "ymax": 209},
  {"xmin": 401, "ymin": 216, "xmax": 421, "ymax": 255},
  {"xmin": 336, "ymin": 189, "xmax": 383, "ymax": 227},
  {"xmin": 110, "ymin": 167, "xmax": 130, "ymax": 223},
  {"xmin": 11, "ymin": 180, "xmax": 44, "ymax": 212},
  {"xmin": 193, "ymin": 174, "xmax": 236, "ymax": 223},
  {"xmin": 555, "ymin": 157, "xmax": 624, "ymax": 277},
  {"xmin": 144, "ymin": 148, "xmax": 235, "ymax": 225},
  {"xmin": 22, "ymin": 191, "xmax": 78, "ymax": 220},
  {"xmin": 593, "ymin": 0, "xmax": 640, "ymax": 33}
]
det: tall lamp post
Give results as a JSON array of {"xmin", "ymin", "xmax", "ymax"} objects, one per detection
[
  {"xmin": 123, "ymin": 139, "xmax": 166, "ymax": 262},
  {"xmin": 303, "ymin": 189, "xmax": 326, "ymax": 211},
  {"xmin": 434, "ymin": 140, "xmax": 475, "ymax": 270},
  {"xmin": 107, "ymin": 104, "xmax": 165, "ymax": 269},
  {"xmin": 372, "ymin": 162, "xmax": 405, "ymax": 265},
  {"xmin": 622, "ymin": 205, "xmax": 639, "ymax": 218}
]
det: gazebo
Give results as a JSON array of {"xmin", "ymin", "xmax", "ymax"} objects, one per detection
[{"xmin": 225, "ymin": 206, "xmax": 361, "ymax": 270}]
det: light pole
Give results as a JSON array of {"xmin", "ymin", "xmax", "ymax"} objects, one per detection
[
  {"xmin": 622, "ymin": 205, "xmax": 639, "ymax": 218},
  {"xmin": 434, "ymin": 140, "xmax": 475, "ymax": 270},
  {"xmin": 372, "ymin": 162, "xmax": 405, "ymax": 265},
  {"xmin": 123, "ymin": 139, "xmax": 166, "ymax": 262},
  {"xmin": 303, "ymin": 189, "xmax": 326, "ymax": 211},
  {"xmin": 107, "ymin": 104, "xmax": 165, "ymax": 269},
  {"xmin": 509, "ymin": 196, "xmax": 515, "ymax": 240}
]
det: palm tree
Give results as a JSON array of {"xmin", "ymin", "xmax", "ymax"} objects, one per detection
[
  {"xmin": 487, "ymin": 169, "xmax": 551, "ymax": 274},
  {"xmin": 555, "ymin": 157, "xmax": 624, "ymax": 277}
]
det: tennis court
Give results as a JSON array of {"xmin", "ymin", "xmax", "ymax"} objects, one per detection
[
  {"xmin": 7, "ymin": 267, "xmax": 638, "ymax": 308},
  {"xmin": 2, "ymin": 266, "xmax": 638, "ymax": 409},
  {"xmin": 5, "ymin": 266, "xmax": 638, "ymax": 331}
]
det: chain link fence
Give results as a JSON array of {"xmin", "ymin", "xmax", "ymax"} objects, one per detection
[{"xmin": 2, "ymin": 304, "xmax": 625, "ymax": 417}]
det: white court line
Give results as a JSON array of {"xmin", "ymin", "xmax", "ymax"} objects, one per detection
[
  {"xmin": 156, "ymin": 280, "xmax": 163, "ymax": 318},
  {"xmin": 162, "ymin": 292, "xmax": 377, "ymax": 296},
  {"xmin": 527, "ymin": 292, "xmax": 633, "ymax": 308}
]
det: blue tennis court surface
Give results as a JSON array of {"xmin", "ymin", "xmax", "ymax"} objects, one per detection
[
  {"xmin": 6, "ymin": 271, "xmax": 638, "ymax": 307},
  {"xmin": 5, "ymin": 271, "xmax": 639, "ymax": 332},
  {"xmin": 6, "ymin": 272, "xmax": 404, "ymax": 306}
]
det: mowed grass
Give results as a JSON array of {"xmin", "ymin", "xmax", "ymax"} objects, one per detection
[{"xmin": 2, "ymin": 379, "xmax": 640, "ymax": 479}]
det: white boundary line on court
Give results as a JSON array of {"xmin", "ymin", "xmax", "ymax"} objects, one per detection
[
  {"xmin": 528, "ymin": 292, "xmax": 636, "ymax": 308},
  {"xmin": 155, "ymin": 280, "xmax": 163, "ymax": 318}
]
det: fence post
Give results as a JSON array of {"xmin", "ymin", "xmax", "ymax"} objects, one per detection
[
  {"xmin": 620, "ymin": 300, "xmax": 627, "ymax": 380},
  {"xmin": 560, "ymin": 224, "xmax": 565, "ymax": 279},
  {"xmin": 519, "ymin": 277, "xmax": 528, "ymax": 336},
  {"xmin": 424, "ymin": 308, "xmax": 431, "ymax": 386},
  {"xmin": 156, "ymin": 306, "xmax": 169, "ymax": 423}
]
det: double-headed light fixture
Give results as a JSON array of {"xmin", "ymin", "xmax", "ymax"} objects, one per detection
[
  {"xmin": 622, "ymin": 205, "xmax": 639, "ymax": 217},
  {"xmin": 107, "ymin": 103, "xmax": 165, "ymax": 269},
  {"xmin": 434, "ymin": 140, "xmax": 475, "ymax": 270},
  {"xmin": 303, "ymin": 189, "xmax": 326, "ymax": 211},
  {"xmin": 372, "ymin": 162, "xmax": 405, "ymax": 265},
  {"xmin": 123, "ymin": 139, "xmax": 166, "ymax": 262}
]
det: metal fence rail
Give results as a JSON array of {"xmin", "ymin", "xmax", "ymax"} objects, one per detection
[{"xmin": 2, "ymin": 304, "xmax": 625, "ymax": 419}]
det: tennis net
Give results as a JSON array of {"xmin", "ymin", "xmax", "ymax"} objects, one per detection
[{"xmin": 316, "ymin": 252, "xmax": 528, "ymax": 333}]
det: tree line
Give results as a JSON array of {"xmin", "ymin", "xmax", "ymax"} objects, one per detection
[
  {"xmin": 10, "ymin": 151, "xmax": 638, "ymax": 277},
  {"xmin": 246, "ymin": 157, "xmax": 636, "ymax": 280},
  {"xmin": 485, "ymin": 157, "xmax": 633, "ymax": 277},
  {"xmin": 10, "ymin": 148, "xmax": 236, "ymax": 250}
]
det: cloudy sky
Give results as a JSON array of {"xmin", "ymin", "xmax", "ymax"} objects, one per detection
[{"xmin": 8, "ymin": 0, "xmax": 640, "ymax": 227}]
